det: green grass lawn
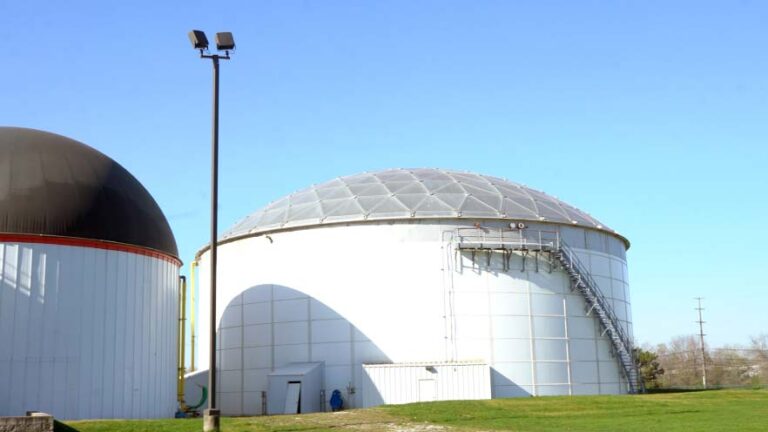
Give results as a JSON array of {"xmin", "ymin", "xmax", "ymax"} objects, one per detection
[{"xmin": 60, "ymin": 388, "xmax": 768, "ymax": 432}]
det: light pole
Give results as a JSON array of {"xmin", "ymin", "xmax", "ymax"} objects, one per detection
[{"xmin": 188, "ymin": 29, "xmax": 235, "ymax": 432}]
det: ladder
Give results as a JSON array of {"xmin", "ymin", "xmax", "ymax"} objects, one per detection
[
  {"xmin": 452, "ymin": 227, "xmax": 642, "ymax": 393},
  {"xmin": 553, "ymin": 242, "xmax": 642, "ymax": 394}
]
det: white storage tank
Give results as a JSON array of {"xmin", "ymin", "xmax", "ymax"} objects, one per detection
[
  {"xmin": 194, "ymin": 168, "xmax": 637, "ymax": 415},
  {"xmin": 0, "ymin": 128, "xmax": 180, "ymax": 419}
]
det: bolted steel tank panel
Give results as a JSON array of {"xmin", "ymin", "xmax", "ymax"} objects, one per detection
[{"xmin": 0, "ymin": 241, "xmax": 179, "ymax": 418}]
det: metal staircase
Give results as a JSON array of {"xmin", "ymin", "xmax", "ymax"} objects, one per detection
[
  {"xmin": 452, "ymin": 227, "xmax": 642, "ymax": 394},
  {"xmin": 552, "ymin": 242, "xmax": 642, "ymax": 394}
]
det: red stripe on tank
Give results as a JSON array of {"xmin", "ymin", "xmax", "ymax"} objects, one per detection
[{"xmin": 0, "ymin": 233, "xmax": 182, "ymax": 266}]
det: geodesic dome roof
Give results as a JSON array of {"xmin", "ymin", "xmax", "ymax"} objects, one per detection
[{"xmin": 223, "ymin": 168, "xmax": 621, "ymax": 241}]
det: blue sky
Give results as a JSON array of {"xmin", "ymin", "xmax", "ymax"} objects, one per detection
[{"xmin": 1, "ymin": 1, "xmax": 766, "ymax": 348}]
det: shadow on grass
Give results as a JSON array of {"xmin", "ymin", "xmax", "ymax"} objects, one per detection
[
  {"xmin": 54, "ymin": 420, "xmax": 80, "ymax": 432},
  {"xmin": 644, "ymin": 385, "xmax": 767, "ymax": 394},
  {"xmin": 645, "ymin": 384, "xmax": 768, "ymax": 394},
  {"xmin": 645, "ymin": 388, "xmax": 716, "ymax": 394}
]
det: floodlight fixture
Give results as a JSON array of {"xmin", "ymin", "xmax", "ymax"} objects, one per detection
[
  {"xmin": 188, "ymin": 30, "xmax": 209, "ymax": 51},
  {"xmin": 215, "ymin": 32, "xmax": 236, "ymax": 51},
  {"xmin": 190, "ymin": 29, "xmax": 235, "ymax": 60}
]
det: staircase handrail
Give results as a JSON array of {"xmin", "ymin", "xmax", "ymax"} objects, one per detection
[
  {"xmin": 556, "ymin": 239, "xmax": 640, "ymax": 392},
  {"xmin": 451, "ymin": 227, "xmax": 641, "ymax": 392},
  {"xmin": 555, "ymin": 240, "xmax": 632, "ymax": 347}
]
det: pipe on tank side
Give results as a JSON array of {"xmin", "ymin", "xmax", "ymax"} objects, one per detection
[
  {"xmin": 177, "ymin": 276, "xmax": 188, "ymax": 411},
  {"xmin": 190, "ymin": 260, "xmax": 198, "ymax": 372}
]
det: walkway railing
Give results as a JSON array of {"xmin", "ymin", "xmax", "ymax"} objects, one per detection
[{"xmin": 453, "ymin": 227, "xmax": 642, "ymax": 393}]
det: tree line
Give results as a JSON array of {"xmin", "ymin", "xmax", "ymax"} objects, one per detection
[{"xmin": 635, "ymin": 334, "xmax": 767, "ymax": 389}]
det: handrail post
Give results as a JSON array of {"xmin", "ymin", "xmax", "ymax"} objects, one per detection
[{"xmin": 555, "ymin": 238, "xmax": 639, "ymax": 393}]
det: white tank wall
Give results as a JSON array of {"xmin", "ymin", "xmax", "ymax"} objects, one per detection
[
  {"xmin": 0, "ymin": 241, "xmax": 179, "ymax": 419},
  {"xmin": 195, "ymin": 220, "xmax": 632, "ymax": 413}
]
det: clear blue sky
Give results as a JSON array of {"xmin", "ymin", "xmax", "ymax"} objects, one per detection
[{"xmin": 1, "ymin": 1, "xmax": 766, "ymax": 349}]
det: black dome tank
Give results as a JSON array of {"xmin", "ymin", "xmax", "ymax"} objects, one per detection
[{"xmin": 0, "ymin": 127, "xmax": 178, "ymax": 258}]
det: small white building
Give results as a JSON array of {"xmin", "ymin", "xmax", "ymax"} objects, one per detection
[
  {"xmin": 193, "ymin": 168, "xmax": 637, "ymax": 415},
  {"xmin": 362, "ymin": 362, "xmax": 491, "ymax": 406},
  {"xmin": 267, "ymin": 362, "xmax": 324, "ymax": 414}
]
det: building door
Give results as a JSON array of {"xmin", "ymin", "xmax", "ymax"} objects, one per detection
[
  {"xmin": 418, "ymin": 379, "xmax": 436, "ymax": 402},
  {"xmin": 284, "ymin": 381, "xmax": 302, "ymax": 414}
]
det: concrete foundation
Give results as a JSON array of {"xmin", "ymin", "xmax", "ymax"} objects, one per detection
[
  {"xmin": 203, "ymin": 408, "xmax": 220, "ymax": 432},
  {"xmin": 0, "ymin": 412, "xmax": 53, "ymax": 432}
]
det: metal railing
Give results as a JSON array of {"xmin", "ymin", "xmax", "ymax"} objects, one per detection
[
  {"xmin": 454, "ymin": 227, "xmax": 559, "ymax": 251},
  {"xmin": 452, "ymin": 227, "xmax": 642, "ymax": 393},
  {"xmin": 554, "ymin": 240, "xmax": 641, "ymax": 393}
]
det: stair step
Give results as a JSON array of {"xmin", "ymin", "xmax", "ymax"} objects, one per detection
[{"xmin": 555, "ymin": 244, "xmax": 640, "ymax": 393}]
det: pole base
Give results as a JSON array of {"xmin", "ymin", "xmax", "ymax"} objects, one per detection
[{"xmin": 203, "ymin": 408, "xmax": 220, "ymax": 432}]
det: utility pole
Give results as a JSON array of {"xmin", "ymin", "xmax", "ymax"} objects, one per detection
[{"xmin": 695, "ymin": 297, "xmax": 707, "ymax": 388}]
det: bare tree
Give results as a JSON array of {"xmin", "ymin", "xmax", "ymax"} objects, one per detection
[
  {"xmin": 650, "ymin": 334, "xmax": 767, "ymax": 389},
  {"xmin": 708, "ymin": 347, "xmax": 751, "ymax": 387},
  {"xmin": 750, "ymin": 334, "xmax": 768, "ymax": 384},
  {"xmin": 656, "ymin": 336, "xmax": 702, "ymax": 388}
]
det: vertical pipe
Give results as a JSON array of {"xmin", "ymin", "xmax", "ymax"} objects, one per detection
[
  {"xmin": 209, "ymin": 55, "xmax": 220, "ymax": 411},
  {"xmin": 190, "ymin": 261, "xmax": 197, "ymax": 372},
  {"xmin": 261, "ymin": 391, "xmax": 267, "ymax": 415},
  {"xmin": 181, "ymin": 276, "xmax": 187, "ymax": 379},
  {"xmin": 178, "ymin": 276, "xmax": 187, "ymax": 409},
  {"xmin": 177, "ymin": 277, "xmax": 183, "ymax": 407},
  {"xmin": 563, "ymin": 296, "xmax": 573, "ymax": 396}
]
